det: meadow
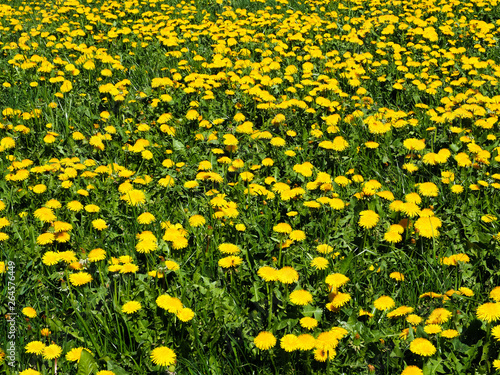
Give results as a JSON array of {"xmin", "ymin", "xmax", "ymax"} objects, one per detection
[{"xmin": 1, "ymin": 0, "xmax": 500, "ymax": 373}]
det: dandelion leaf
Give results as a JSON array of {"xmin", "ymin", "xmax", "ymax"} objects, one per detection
[{"xmin": 77, "ymin": 349, "xmax": 98, "ymax": 375}]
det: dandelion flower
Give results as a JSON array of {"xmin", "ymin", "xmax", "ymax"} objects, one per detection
[
  {"xmin": 406, "ymin": 314, "xmax": 423, "ymax": 325},
  {"xmin": 330, "ymin": 292, "xmax": 351, "ymax": 308},
  {"xmin": 315, "ymin": 331, "xmax": 339, "ymax": 350},
  {"xmin": 258, "ymin": 266, "xmax": 279, "ymax": 281},
  {"xmin": 22, "ymin": 307, "xmax": 37, "ymax": 318},
  {"xmin": 424, "ymin": 324, "xmax": 442, "ymax": 335},
  {"xmin": 67, "ymin": 201, "xmax": 84, "ymax": 212},
  {"xmin": 289, "ymin": 230, "xmax": 306, "ymax": 241},
  {"xmin": 218, "ymin": 256, "xmax": 243, "ymax": 268},
  {"xmin": 42, "ymin": 251, "xmax": 60, "ymax": 266},
  {"xmin": 150, "ymin": 346, "xmax": 176, "ymax": 367},
  {"xmin": 494, "ymin": 360, "xmax": 500, "ymax": 370},
  {"xmin": 280, "ymin": 334, "xmax": 299, "ymax": 352},
  {"xmin": 43, "ymin": 344, "xmax": 62, "ymax": 360},
  {"xmin": 41, "ymin": 328, "xmax": 51, "ymax": 336},
  {"xmin": 137, "ymin": 212, "xmax": 155, "ymax": 224},
  {"xmin": 387, "ymin": 306, "xmax": 414, "ymax": 318},
  {"xmin": 189, "ymin": 215, "xmax": 205, "ymax": 227},
  {"xmin": 273, "ymin": 223, "xmax": 292, "ymax": 234},
  {"xmin": 389, "ymin": 272, "xmax": 404, "ymax": 281},
  {"xmin": 85, "ymin": 204, "xmax": 100, "ymax": 213},
  {"xmin": 120, "ymin": 189, "xmax": 146, "ymax": 206},
  {"xmin": 358, "ymin": 210, "xmax": 379, "ymax": 229},
  {"xmin": 37, "ymin": 233, "xmax": 55, "ymax": 245},
  {"xmin": 25, "ymin": 341, "xmax": 45, "ymax": 355},
  {"xmin": 156, "ymin": 295, "xmax": 183, "ymax": 313},
  {"xmin": 441, "ymin": 329, "xmax": 459, "ymax": 339},
  {"xmin": 218, "ymin": 243, "xmax": 240, "ymax": 254},
  {"xmin": 69, "ymin": 272, "xmax": 92, "ymax": 286},
  {"xmin": 311, "ymin": 257, "xmax": 329, "ymax": 270},
  {"xmin": 384, "ymin": 231, "xmax": 402, "ymax": 243},
  {"xmin": 409, "ymin": 338, "xmax": 436, "ymax": 356},
  {"xmin": 297, "ymin": 334, "xmax": 316, "ymax": 350},
  {"xmin": 314, "ymin": 348, "xmax": 336, "ymax": 362},
  {"xmin": 373, "ymin": 296, "xmax": 395, "ymax": 311},
  {"xmin": 289, "ymin": 290, "xmax": 313, "ymax": 305},
  {"xmin": 59, "ymin": 251, "xmax": 77, "ymax": 264},
  {"xmin": 317, "ymin": 244, "xmax": 333, "ymax": 254},
  {"xmin": 122, "ymin": 301, "xmax": 142, "ymax": 314},
  {"xmin": 120, "ymin": 263, "xmax": 139, "ymax": 274},
  {"xmin": 477, "ymin": 302, "xmax": 500, "ymax": 322},
  {"xmin": 490, "ymin": 287, "xmax": 500, "ymax": 302},
  {"xmin": 177, "ymin": 307, "xmax": 195, "ymax": 322},
  {"xmin": 20, "ymin": 370, "xmax": 42, "ymax": 375},
  {"xmin": 88, "ymin": 248, "xmax": 106, "ymax": 262},
  {"xmin": 401, "ymin": 366, "xmax": 423, "ymax": 375},
  {"xmin": 34, "ymin": 207, "xmax": 57, "ymax": 222},
  {"xmin": 254, "ymin": 331, "xmax": 276, "ymax": 350},
  {"xmin": 414, "ymin": 216, "xmax": 442, "ymax": 238},
  {"xmin": 426, "ymin": 308, "xmax": 452, "ymax": 324},
  {"xmin": 325, "ymin": 273, "xmax": 349, "ymax": 290},
  {"xmin": 277, "ymin": 266, "xmax": 299, "ymax": 284},
  {"xmin": 92, "ymin": 219, "xmax": 108, "ymax": 230},
  {"xmin": 300, "ymin": 317, "xmax": 318, "ymax": 330},
  {"xmin": 65, "ymin": 347, "xmax": 90, "ymax": 362}
]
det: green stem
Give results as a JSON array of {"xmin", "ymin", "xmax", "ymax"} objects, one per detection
[{"xmin": 267, "ymin": 283, "xmax": 273, "ymax": 329}]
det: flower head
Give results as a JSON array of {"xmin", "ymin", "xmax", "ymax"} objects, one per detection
[
  {"xmin": 258, "ymin": 266, "xmax": 279, "ymax": 282},
  {"xmin": 373, "ymin": 296, "xmax": 395, "ymax": 311},
  {"xmin": 409, "ymin": 338, "xmax": 436, "ymax": 356},
  {"xmin": 25, "ymin": 341, "xmax": 46, "ymax": 355},
  {"xmin": 290, "ymin": 290, "xmax": 313, "ymax": 305},
  {"xmin": 65, "ymin": 347, "xmax": 91, "ymax": 362},
  {"xmin": 358, "ymin": 210, "xmax": 379, "ymax": 229},
  {"xmin": 218, "ymin": 256, "xmax": 243, "ymax": 268},
  {"xmin": 122, "ymin": 301, "xmax": 142, "ymax": 314},
  {"xmin": 43, "ymin": 344, "xmax": 62, "ymax": 360},
  {"xmin": 325, "ymin": 273, "xmax": 349, "ymax": 290},
  {"xmin": 150, "ymin": 346, "xmax": 176, "ymax": 367},
  {"xmin": 277, "ymin": 266, "xmax": 299, "ymax": 284},
  {"xmin": 69, "ymin": 272, "xmax": 92, "ymax": 286},
  {"xmin": 300, "ymin": 317, "xmax": 318, "ymax": 330},
  {"xmin": 477, "ymin": 302, "xmax": 500, "ymax": 322},
  {"xmin": 254, "ymin": 331, "xmax": 276, "ymax": 350},
  {"xmin": 401, "ymin": 366, "xmax": 423, "ymax": 375},
  {"xmin": 22, "ymin": 307, "xmax": 37, "ymax": 318},
  {"xmin": 280, "ymin": 334, "xmax": 299, "ymax": 352}
]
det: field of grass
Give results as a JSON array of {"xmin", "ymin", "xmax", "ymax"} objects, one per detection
[{"xmin": 1, "ymin": 0, "xmax": 500, "ymax": 373}]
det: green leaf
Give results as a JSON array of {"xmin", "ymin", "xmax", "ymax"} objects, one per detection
[
  {"xmin": 423, "ymin": 358, "xmax": 445, "ymax": 375},
  {"xmin": 76, "ymin": 349, "xmax": 98, "ymax": 375},
  {"xmin": 172, "ymin": 139, "xmax": 185, "ymax": 151},
  {"xmin": 107, "ymin": 360, "xmax": 130, "ymax": 375},
  {"xmin": 302, "ymin": 305, "xmax": 323, "ymax": 320}
]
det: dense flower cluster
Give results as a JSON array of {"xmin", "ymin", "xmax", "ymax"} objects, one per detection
[{"xmin": 1, "ymin": 0, "xmax": 500, "ymax": 372}]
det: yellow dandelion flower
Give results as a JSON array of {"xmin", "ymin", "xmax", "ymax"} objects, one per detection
[
  {"xmin": 373, "ymin": 296, "xmax": 395, "ymax": 311},
  {"xmin": 280, "ymin": 334, "xmax": 299, "ymax": 352},
  {"xmin": 277, "ymin": 266, "xmax": 299, "ymax": 284},
  {"xmin": 69, "ymin": 272, "xmax": 92, "ymax": 286},
  {"xmin": 150, "ymin": 346, "xmax": 176, "ymax": 367},
  {"xmin": 42, "ymin": 344, "xmax": 62, "ymax": 360},
  {"xmin": 409, "ymin": 338, "xmax": 436, "ymax": 356},
  {"xmin": 254, "ymin": 331, "xmax": 276, "ymax": 350},
  {"xmin": 25, "ymin": 341, "xmax": 46, "ymax": 355},
  {"xmin": 300, "ymin": 317, "xmax": 318, "ymax": 330},
  {"xmin": 22, "ymin": 307, "xmax": 37, "ymax": 318},
  {"xmin": 289, "ymin": 290, "xmax": 313, "ymax": 306},
  {"xmin": 358, "ymin": 210, "xmax": 379, "ymax": 229},
  {"xmin": 477, "ymin": 302, "xmax": 500, "ymax": 322}
]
